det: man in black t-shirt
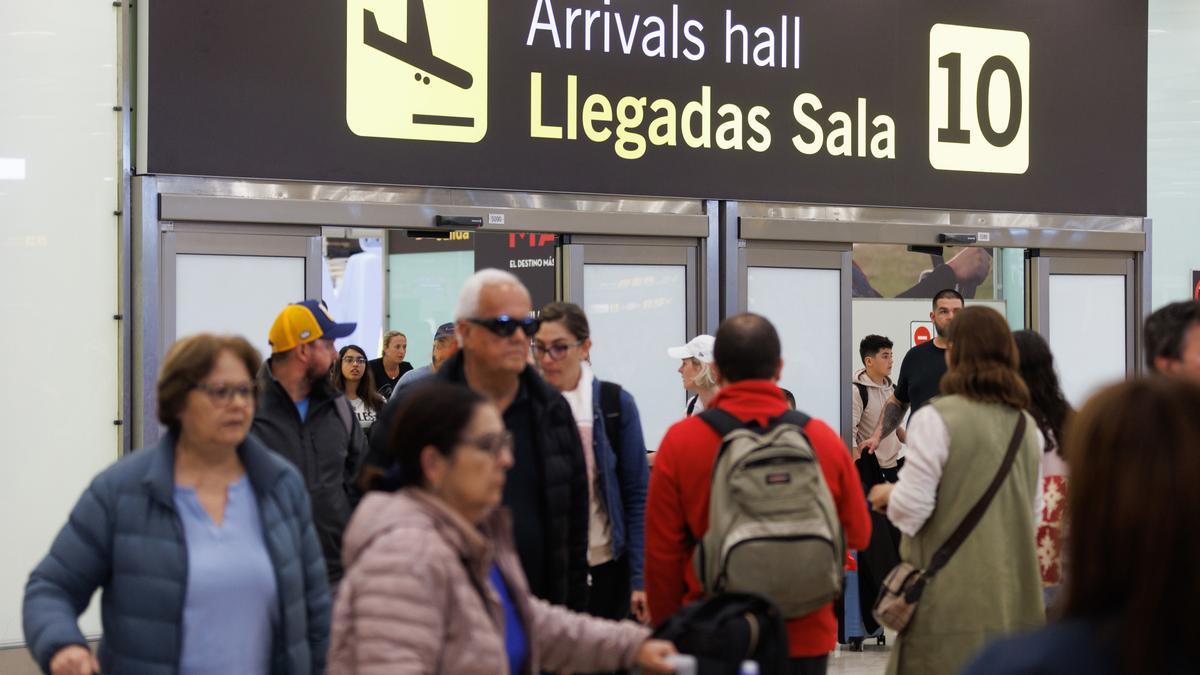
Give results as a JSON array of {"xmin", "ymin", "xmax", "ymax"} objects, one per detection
[{"xmin": 860, "ymin": 289, "xmax": 964, "ymax": 455}]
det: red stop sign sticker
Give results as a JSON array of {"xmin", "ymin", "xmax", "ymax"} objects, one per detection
[{"xmin": 913, "ymin": 325, "xmax": 932, "ymax": 346}]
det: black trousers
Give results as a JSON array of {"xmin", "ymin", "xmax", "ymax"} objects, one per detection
[
  {"xmin": 585, "ymin": 556, "xmax": 631, "ymax": 620},
  {"xmin": 786, "ymin": 655, "xmax": 829, "ymax": 675}
]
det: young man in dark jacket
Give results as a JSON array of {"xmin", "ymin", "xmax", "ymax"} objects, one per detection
[
  {"xmin": 366, "ymin": 270, "xmax": 590, "ymax": 611},
  {"xmin": 254, "ymin": 300, "xmax": 366, "ymax": 586}
]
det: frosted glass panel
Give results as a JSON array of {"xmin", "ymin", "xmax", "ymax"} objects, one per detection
[
  {"xmin": 0, "ymin": 2, "xmax": 119, "ymax": 642},
  {"xmin": 388, "ymin": 251, "xmax": 476, "ymax": 368},
  {"xmin": 1048, "ymin": 274, "xmax": 1127, "ymax": 407},
  {"xmin": 585, "ymin": 264, "xmax": 687, "ymax": 452},
  {"xmin": 177, "ymin": 255, "xmax": 306, "ymax": 359},
  {"xmin": 748, "ymin": 267, "xmax": 842, "ymax": 428}
]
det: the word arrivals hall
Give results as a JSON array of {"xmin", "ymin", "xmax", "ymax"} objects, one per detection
[{"xmin": 4, "ymin": 0, "xmax": 1200, "ymax": 674}]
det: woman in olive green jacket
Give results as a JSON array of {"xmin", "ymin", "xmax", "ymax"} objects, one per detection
[{"xmin": 869, "ymin": 307, "xmax": 1044, "ymax": 675}]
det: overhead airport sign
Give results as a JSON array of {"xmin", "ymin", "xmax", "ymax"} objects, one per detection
[{"xmin": 144, "ymin": 0, "xmax": 1146, "ymax": 216}]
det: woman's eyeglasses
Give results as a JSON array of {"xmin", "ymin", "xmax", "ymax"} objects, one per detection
[
  {"xmin": 461, "ymin": 431, "xmax": 514, "ymax": 457},
  {"xmin": 194, "ymin": 382, "xmax": 258, "ymax": 406},
  {"xmin": 341, "ymin": 356, "xmax": 367, "ymax": 365},
  {"xmin": 467, "ymin": 315, "xmax": 542, "ymax": 338},
  {"xmin": 531, "ymin": 341, "xmax": 582, "ymax": 361}
]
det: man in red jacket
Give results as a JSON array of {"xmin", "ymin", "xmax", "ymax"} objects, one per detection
[{"xmin": 645, "ymin": 313, "xmax": 872, "ymax": 674}]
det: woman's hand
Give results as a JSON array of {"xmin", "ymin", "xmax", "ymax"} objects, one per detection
[
  {"xmin": 50, "ymin": 644, "xmax": 99, "ymax": 675},
  {"xmin": 635, "ymin": 639, "xmax": 679, "ymax": 673},
  {"xmin": 630, "ymin": 591, "xmax": 649, "ymax": 624},
  {"xmin": 868, "ymin": 483, "xmax": 894, "ymax": 513}
]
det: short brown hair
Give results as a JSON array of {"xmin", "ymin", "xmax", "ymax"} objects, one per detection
[
  {"xmin": 940, "ymin": 306, "xmax": 1029, "ymax": 409},
  {"xmin": 1061, "ymin": 377, "xmax": 1200, "ymax": 673},
  {"xmin": 157, "ymin": 334, "xmax": 262, "ymax": 436},
  {"xmin": 539, "ymin": 302, "xmax": 590, "ymax": 341}
]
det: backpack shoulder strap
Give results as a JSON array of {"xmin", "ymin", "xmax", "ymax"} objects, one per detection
[
  {"xmin": 855, "ymin": 382, "xmax": 869, "ymax": 410},
  {"xmin": 599, "ymin": 380, "xmax": 623, "ymax": 453},
  {"xmin": 698, "ymin": 408, "xmax": 746, "ymax": 437},
  {"xmin": 334, "ymin": 396, "xmax": 354, "ymax": 436},
  {"xmin": 770, "ymin": 409, "xmax": 812, "ymax": 431}
]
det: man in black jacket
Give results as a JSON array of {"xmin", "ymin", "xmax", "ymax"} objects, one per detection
[
  {"xmin": 254, "ymin": 300, "xmax": 367, "ymax": 586},
  {"xmin": 366, "ymin": 270, "xmax": 590, "ymax": 610}
]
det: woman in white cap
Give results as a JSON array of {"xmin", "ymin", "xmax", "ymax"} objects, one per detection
[{"xmin": 668, "ymin": 335, "xmax": 719, "ymax": 416}]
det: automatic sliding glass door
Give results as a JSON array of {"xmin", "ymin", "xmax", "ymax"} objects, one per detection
[
  {"xmin": 562, "ymin": 242, "xmax": 698, "ymax": 452},
  {"xmin": 740, "ymin": 246, "xmax": 851, "ymax": 438},
  {"xmin": 1028, "ymin": 253, "xmax": 1136, "ymax": 407}
]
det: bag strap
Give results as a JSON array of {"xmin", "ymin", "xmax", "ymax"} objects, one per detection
[
  {"xmin": 699, "ymin": 408, "xmax": 812, "ymax": 438},
  {"xmin": 698, "ymin": 408, "xmax": 745, "ymax": 437},
  {"xmin": 855, "ymin": 382, "xmax": 869, "ymax": 410},
  {"xmin": 770, "ymin": 409, "xmax": 812, "ymax": 431},
  {"xmin": 599, "ymin": 380, "xmax": 623, "ymax": 455},
  {"xmin": 925, "ymin": 412, "xmax": 1028, "ymax": 578}
]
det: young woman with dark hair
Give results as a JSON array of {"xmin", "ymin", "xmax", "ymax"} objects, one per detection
[
  {"xmin": 330, "ymin": 382, "xmax": 677, "ymax": 674},
  {"xmin": 868, "ymin": 307, "xmax": 1045, "ymax": 675},
  {"xmin": 1013, "ymin": 329, "xmax": 1073, "ymax": 608},
  {"xmin": 332, "ymin": 344, "xmax": 385, "ymax": 438},
  {"xmin": 963, "ymin": 376, "xmax": 1196, "ymax": 675},
  {"xmin": 533, "ymin": 301, "xmax": 651, "ymax": 624}
]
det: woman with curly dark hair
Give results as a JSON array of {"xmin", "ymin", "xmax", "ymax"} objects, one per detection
[
  {"xmin": 333, "ymin": 344, "xmax": 386, "ymax": 439},
  {"xmin": 1014, "ymin": 330, "xmax": 1073, "ymax": 609}
]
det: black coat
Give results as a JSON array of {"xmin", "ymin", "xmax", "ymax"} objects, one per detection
[
  {"xmin": 366, "ymin": 352, "xmax": 590, "ymax": 610},
  {"xmin": 253, "ymin": 360, "xmax": 367, "ymax": 585}
]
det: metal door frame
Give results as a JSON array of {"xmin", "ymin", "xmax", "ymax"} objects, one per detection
[
  {"xmin": 132, "ymin": 176, "xmax": 715, "ymax": 450},
  {"xmin": 726, "ymin": 200, "xmax": 1148, "ymax": 445},
  {"xmin": 1027, "ymin": 250, "xmax": 1139, "ymax": 376},
  {"xmin": 738, "ymin": 244, "xmax": 853, "ymax": 442}
]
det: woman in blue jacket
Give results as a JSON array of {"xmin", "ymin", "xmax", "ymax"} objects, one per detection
[
  {"xmin": 23, "ymin": 334, "xmax": 330, "ymax": 675},
  {"xmin": 533, "ymin": 302, "xmax": 651, "ymax": 623}
]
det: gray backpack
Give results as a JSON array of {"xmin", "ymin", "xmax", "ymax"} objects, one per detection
[{"xmin": 695, "ymin": 408, "xmax": 845, "ymax": 618}]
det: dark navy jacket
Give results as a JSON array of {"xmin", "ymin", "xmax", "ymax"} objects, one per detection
[
  {"xmin": 590, "ymin": 377, "xmax": 650, "ymax": 589},
  {"xmin": 23, "ymin": 434, "xmax": 331, "ymax": 675}
]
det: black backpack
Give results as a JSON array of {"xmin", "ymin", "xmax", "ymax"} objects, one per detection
[{"xmin": 651, "ymin": 593, "xmax": 790, "ymax": 675}]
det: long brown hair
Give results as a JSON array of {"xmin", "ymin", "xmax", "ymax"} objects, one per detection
[
  {"xmin": 1061, "ymin": 377, "xmax": 1200, "ymax": 674},
  {"xmin": 940, "ymin": 306, "xmax": 1029, "ymax": 409}
]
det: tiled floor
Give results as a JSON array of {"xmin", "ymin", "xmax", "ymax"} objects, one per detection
[
  {"xmin": 830, "ymin": 644, "xmax": 891, "ymax": 674},
  {"xmin": 0, "ymin": 643, "xmax": 894, "ymax": 675},
  {"xmin": 0, "ymin": 646, "xmax": 40, "ymax": 675}
]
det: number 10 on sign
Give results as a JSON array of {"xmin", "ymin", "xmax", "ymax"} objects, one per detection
[{"xmin": 928, "ymin": 24, "xmax": 1030, "ymax": 174}]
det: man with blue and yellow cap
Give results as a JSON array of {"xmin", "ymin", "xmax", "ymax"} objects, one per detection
[{"xmin": 253, "ymin": 299, "xmax": 365, "ymax": 586}]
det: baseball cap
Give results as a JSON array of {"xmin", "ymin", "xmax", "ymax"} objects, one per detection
[
  {"xmin": 268, "ymin": 300, "xmax": 356, "ymax": 353},
  {"xmin": 433, "ymin": 322, "xmax": 455, "ymax": 340},
  {"xmin": 667, "ymin": 335, "xmax": 715, "ymax": 364}
]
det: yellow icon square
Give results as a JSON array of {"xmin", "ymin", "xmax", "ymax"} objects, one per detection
[{"xmin": 347, "ymin": 0, "xmax": 488, "ymax": 143}]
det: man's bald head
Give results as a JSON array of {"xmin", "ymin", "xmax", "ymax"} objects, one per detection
[{"xmin": 713, "ymin": 313, "xmax": 782, "ymax": 383}]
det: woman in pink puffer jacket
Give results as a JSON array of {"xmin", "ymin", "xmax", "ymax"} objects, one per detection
[{"xmin": 328, "ymin": 382, "xmax": 676, "ymax": 675}]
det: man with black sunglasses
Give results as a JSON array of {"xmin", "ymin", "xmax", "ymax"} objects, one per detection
[{"xmin": 365, "ymin": 269, "xmax": 590, "ymax": 611}]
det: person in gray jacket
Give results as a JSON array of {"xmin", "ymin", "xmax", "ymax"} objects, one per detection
[
  {"xmin": 254, "ymin": 300, "xmax": 366, "ymax": 585},
  {"xmin": 23, "ymin": 334, "xmax": 330, "ymax": 675}
]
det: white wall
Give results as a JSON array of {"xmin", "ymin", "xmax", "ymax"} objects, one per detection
[
  {"xmin": 0, "ymin": 3, "xmax": 120, "ymax": 644},
  {"xmin": 1149, "ymin": 0, "xmax": 1200, "ymax": 307}
]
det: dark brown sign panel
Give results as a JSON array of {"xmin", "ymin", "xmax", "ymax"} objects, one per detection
[
  {"xmin": 146, "ymin": 0, "xmax": 1147, "ymax": 216},
  {"xmin": 474, "ymin": 232, "xmax": 558, "ymax": 310}
]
